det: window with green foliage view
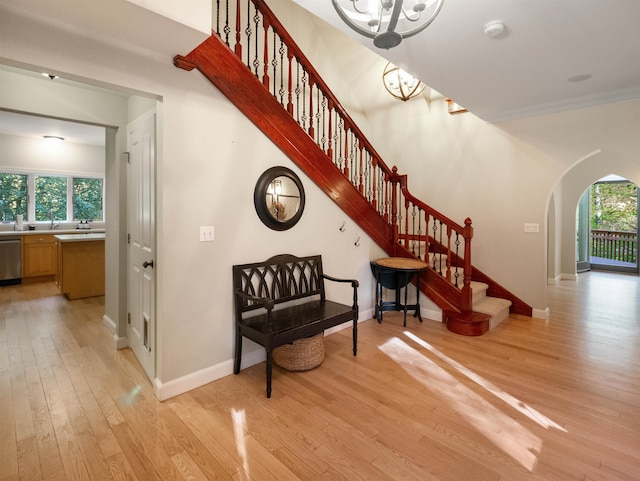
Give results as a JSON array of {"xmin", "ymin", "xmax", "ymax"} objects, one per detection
[
  {"xmin": 73, "ymin": 177, "xmax": 103, "ymax": 221},
  {"xmin": 591, "ymin": 182, "xmax": 638, "ymax": 232},
  {"xmin": 35, "ymin": 175, "xmax": 67, "ymax": 221},
  {"xmin": 0, "ymin": 172, "xmax": 103, "ymax": 223},
  {"xmin": 0, "ymin": 173, "xmax": 28, "ymax": 222}
]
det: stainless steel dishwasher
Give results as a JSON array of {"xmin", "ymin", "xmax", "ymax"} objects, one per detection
[{"xmin": 0, "ymin": 235, "xmax": 22, "ymax": 285}]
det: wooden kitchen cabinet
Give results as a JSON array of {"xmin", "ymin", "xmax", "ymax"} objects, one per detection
[
  {"xmin": 55, "ymin": 234, "xmax": 105, "ymax": 299},
  {"xmin": 22, "ymin": 234, "xmax": 57, "ymax": 278}
]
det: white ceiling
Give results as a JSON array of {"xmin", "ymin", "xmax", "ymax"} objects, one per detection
[
  {"xmin": 0, "ymin": 109, "xmax": 106, "ymax": 146},
  {"xmin": 0, "ymin": 0, "xmax": 209, "ymax": 148},
  {"xmin": 1, "ymin": 0, "xmax": 639, "ymax": 145},
  {"xmin": 293, "ymin": 0, "xmax": 640, "ymax": 122}
]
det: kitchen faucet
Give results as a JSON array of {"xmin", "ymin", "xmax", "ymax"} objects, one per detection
[{"xmin": 49, "ymin": 209, "xmax": 59, "ymax": 229}]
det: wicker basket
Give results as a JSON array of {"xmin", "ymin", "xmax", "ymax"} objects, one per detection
[{"xmin": 273, "ymin": 332, "xmax": 325, "ymax": 371}]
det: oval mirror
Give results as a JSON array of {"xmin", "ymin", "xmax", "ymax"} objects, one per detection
[{"xmin": 254, "ymin": 166, "xmax": 305, "ymax": 231}]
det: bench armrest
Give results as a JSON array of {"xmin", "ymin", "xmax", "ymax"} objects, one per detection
[
  {"xmin": 234, "ymin": 290, "xmax": 275, "ymax": 310},
  {"xmin": 322, "ymin": 273, "xmax": 359, "ymax": 288},
  {"xmin": 321, "ymin": 274, "xmax": 359, "ymax": 308}
]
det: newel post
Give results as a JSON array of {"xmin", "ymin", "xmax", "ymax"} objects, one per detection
[{"xmin": 461, "ymin": 217, "xmax": 474, "ymax": 312}]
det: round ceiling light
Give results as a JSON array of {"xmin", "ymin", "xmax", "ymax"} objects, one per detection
[
  {"xmin": 332, "ymin": 0, "xmax": 445, "ymax": 50},
  {"xmin": 382, "ymin": 62, "xmax": 426, "ymax": 101}
]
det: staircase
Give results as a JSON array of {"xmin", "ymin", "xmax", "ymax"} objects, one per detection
[{"xmin": 174, "ymin": 0, "xmax": 532, "ymax": 334}]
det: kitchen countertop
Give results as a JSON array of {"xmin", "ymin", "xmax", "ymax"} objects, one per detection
[
  {"xmin": 0, "ymin": 229, "xmax": 105, "ymax": 237},
  {"xmin": 54, "ymin": 232, "xmax": 106, "ymax": 242}
]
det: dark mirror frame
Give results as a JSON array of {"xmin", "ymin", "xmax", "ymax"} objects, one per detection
[{"xmin": 254, "ymin": 166, "xmax": 306, "ymax": 231}]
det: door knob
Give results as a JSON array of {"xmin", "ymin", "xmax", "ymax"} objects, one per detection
[{"xmin": 143, "ymin": 260, "xmax": 154, "ymax": 268}]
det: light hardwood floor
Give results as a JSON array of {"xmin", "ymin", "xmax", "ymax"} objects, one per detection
[{"xmin": 1, "ymin": 272, "xmax": 639, "ymax": 481}]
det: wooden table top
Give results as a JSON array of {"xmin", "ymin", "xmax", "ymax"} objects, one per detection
[{"xmin": 374, "ymin": 257, "xmax": 429, "ymax": 270}]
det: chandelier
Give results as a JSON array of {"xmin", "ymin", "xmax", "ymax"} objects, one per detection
[
  {"xmin": 332, "ymin": 0, "xmax": 445, "ymax": 49},
  {"xmin": 382, "ymin": 62, "xmax": 426, "ymax": 101}
]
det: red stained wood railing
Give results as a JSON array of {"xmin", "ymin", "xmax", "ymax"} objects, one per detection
[{"xmin": 174, "ymin": 0, "xmax": 533, "ymax": 321}]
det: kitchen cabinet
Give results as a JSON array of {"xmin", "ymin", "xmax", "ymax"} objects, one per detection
[
  {"xmin": 22, "ymin": 234, "xmax": 57, "ymax": 278},
  {"xmin": 55, "ymin": 233, "xmax": 105, "ymax": 300}
]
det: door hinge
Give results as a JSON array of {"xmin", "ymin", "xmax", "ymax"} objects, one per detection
[
  {"xmin": 123, "ymin": 152, "xmax": 131, "ymax": 164},
  {"xmin": 127, "ymin": 312, "xmax": 131, "ymax": 325},
  {"xmin": 127, "ymin": 233, "xmax": 130, "ymax": 244}
]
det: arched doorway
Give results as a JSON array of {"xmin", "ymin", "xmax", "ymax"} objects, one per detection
[{"xmin": 576, "ymin": 175, "xmax": 639, "ymax": 274}]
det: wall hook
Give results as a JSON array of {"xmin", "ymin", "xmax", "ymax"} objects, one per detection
[
  {"xmin": 354, "ymin": 236, "xmax": 360, "ymax": 247},
  {"xmin": 339, "ymin": 221, "xmax": 346, "ymax": 232}
]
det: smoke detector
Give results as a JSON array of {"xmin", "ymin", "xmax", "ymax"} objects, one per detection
[{"xmin": 484, "ymin": 20, "xmax": 506, "ymax": 38}]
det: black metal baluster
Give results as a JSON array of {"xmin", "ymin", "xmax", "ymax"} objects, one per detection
[
  {"xmin": 271, "ymin": 30, "xmax": 277, "ymax": 97},
  {"xmin": 321, "ymin": 94, "xmax": 327, "ymax": 152},
  {"xmin": 278, "ymin": 37, "xmax": 285, "ymax": 106},
  {"xmin": 315, "ymin": 88, "xmax": 321, "ymax": 145},
  {"xmin": 252, "ymin": 4, "xmax": 260, "ymax": 77},
  {"xmin": 454, "ymin": 232, "xmax": 461, "ymax": 287},
  {"xmin": 245, "ymin": 0, "xmax": 252, "ymax": 69},
  {"xmin": 224, "ymin": 0, "xmax": 231, "ymax": 45},
  {"xmin": 301, "ymin": 67, "xmax": 307, "ymax": 132},
  {"xmin": 295, "ymin": 61, "xmax": 301, "ymax": 125}
]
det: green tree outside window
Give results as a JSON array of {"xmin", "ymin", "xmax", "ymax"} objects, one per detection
[
  {"xmin": 591, "ymin": 182, "xmax": 638, "ymax": 232},
  {"xmin": 35, "ymin": 175, "xmax": 67, "ymax": 221},
  {"xmin": 0, "ymin": 173, "xmax": 27, "ymax": 222},
  {"xmin": 73, "ymin": 177, "xmax": 103, "ymax": 220}
]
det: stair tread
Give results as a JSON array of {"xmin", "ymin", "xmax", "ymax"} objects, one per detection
[
  {"xmin": 473, "ymin": 296, "xmax": 512, "ymax": 316},
  {"xmin": 470, "ymin": 281, "xmax": 489, "ymax": 291}
]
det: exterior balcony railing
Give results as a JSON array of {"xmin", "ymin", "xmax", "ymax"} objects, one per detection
[{"xmin": 591, "ymin": 229, "xmax": 637, "ymax": 264}]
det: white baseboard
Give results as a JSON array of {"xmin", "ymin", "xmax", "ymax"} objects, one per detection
[
  {"xmin": 114, "ymin": 334, "xmax": 129, "ymax": 350},
  {"xmin": 103, "ymin": 314, "xmax": 128, "ymax": 349},
  {"xmin": 154, "ymin": 348, "xmax": 266, "ymax": 401},
  {"xmin": 102, "ymin": 314, "xmax": 116, "ymax": 333},
  {"xmin": 532, "ymin": 307, "xmax": 550, "ymax": 320},
  {"xmin": 560, "ymin": 273, "xmax": 578, "ymax": 281},
  {"xmin": 422, "ymin": 307, "xmax": 443, "ymax": 323}
]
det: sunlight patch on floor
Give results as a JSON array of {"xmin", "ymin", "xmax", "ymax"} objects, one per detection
[
  {"xmin": 121, "ymin": 385, "xmax": 143, "ymax": 406},
  {"xmin": 404, "ymin": 331, "xmax": 567, "ymax": 432},
  {"xmin": 379, "ymin": 337, "xmax": 540, "ymax": 471},
  {"xmin": 231, "ymin": 408, "xmax": 251, "ymax": 480}
]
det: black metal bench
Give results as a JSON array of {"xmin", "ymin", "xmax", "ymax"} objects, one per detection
[{"xmin": 233, "ymin": 254, "xmax": 359, "ymax": 398}]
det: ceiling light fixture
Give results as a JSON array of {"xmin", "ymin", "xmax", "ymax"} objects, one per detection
[
  {"xmin": 382, "ymin": 62, "xmax": 426, "ymax": 101},
  {"xmin": 332, "ymin": 0, "xmax": 445, "ymax": 50},
  {"xmin": 43, "ymin": 136, "xmax": 64, "ymax": 146}
]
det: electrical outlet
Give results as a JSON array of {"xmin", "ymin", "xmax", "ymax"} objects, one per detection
[
  {"xmin": 524, "ymin": 223, "xmax": 539, "ymax": 233},
  {"xmin": 200, "ymin": 225, "xmax": 214, "ymax": 242}
]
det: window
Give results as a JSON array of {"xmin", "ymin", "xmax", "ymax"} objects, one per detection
[
  {"xmin": 35, "ymin": 175, "xmax": 67, "ymax": 221},
  {"xmin": 0, "ymin": 172, "xmax": 103, "ymax": 223},
  {"xmin": 0, "ymin": 173, "xmax": 27, "ymax": 222},
  {"xmin": 73, "ymin": 177, "xmax": 103, "ymax": 221}
]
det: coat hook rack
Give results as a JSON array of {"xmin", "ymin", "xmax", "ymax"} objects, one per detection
[
  {"xmin": 354, "ymin": 236, "xmax": 360, "ymax": 247},
  {"xmin": 339, "ymin": 221, "xmax": 346, "ymax": 232}
]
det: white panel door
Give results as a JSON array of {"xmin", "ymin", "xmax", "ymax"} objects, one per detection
[{"xmin": 127, "ymin": 112, "xmax": 156, "ymax": 381}]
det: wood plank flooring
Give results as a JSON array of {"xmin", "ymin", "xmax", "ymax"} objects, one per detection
[{"xmin": 1, "ymin": 272, "xmax": 639, "ymax": 480}]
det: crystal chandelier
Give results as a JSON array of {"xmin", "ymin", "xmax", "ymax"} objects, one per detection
[
  {"xmin": 332, "ymin": 0, "xmax": 445, "ymax": 49},
  {"xmin": 382, "ymin": 62, "xmax": 426, "ymax": 101}
]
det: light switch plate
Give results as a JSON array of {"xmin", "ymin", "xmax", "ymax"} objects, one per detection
[{"xmin": 200, "ymin": 225, "xmax": 214, "ymax": 242}]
